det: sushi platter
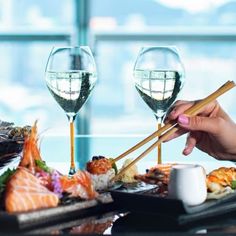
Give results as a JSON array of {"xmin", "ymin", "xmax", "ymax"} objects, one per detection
[
  {"xmin": 0, "ymin": 122, "xmax": 133, "ymax": 231},
  {"xmin": 110, "ymin": 185, "xmax": 236, "ymax": 224},
  {"xmin": 2, "ymin": 100, "xmax": 236, "ymax": 231},
  {"xmin": 0, "ymin": 192, "xmax": 114, "ymax": 231}
]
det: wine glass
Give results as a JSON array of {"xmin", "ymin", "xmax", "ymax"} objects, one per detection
[
  {"xmin": 133, "ymin": 46, "xmax": 185, "ymax": 164},
  {"xmin": 45, "ymin": 46, "xmax": 97, "ymax": 175}
]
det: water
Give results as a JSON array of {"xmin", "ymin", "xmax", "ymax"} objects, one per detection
[
  {"xmin": 134, "ymin": 69, "xmax": 183, "ymax": 118},
  {"xmin": 45, "ymin": 71, "xmax": 97, "ymax": 117}
]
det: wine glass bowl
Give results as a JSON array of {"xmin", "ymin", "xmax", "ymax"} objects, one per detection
[
  {"xmin": 133, "ymin": 46, "xmax": 185, "ymax": 164},
  {"xmin": 45, "ymin": 46, "xmax": 97, "ymax": 175}
]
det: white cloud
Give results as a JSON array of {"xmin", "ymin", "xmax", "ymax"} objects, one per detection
[{"xmin": 155, "ymin": 0, "xmax": 234, "ymax": 13}]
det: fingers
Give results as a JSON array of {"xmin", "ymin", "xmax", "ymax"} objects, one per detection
[
  {"xmin": 165, "ymin": 100, "xmax": 194, "ymax": 123},
  {"xmin": 182, "ymin": 132, "xmax": 197, "ymax": 155},
  {"xmin": 165, "ymin": 100, "xmax": 219, "ymax": 124},
  {"xmin": 163, "ymin": 128, "xmax": 187, "ymax": 142},
  {"xmin": 177, "ymin": 114, "xmax": 223, "ymax": 134}
]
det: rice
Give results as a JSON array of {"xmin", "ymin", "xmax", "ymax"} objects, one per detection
[{"xmin": 90, "ymin": 169, "xmax": 115, "ymax": 191}]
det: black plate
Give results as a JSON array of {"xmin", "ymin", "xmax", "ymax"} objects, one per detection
[
  {"xmin": 111, "ymin": 188, "xmax": 236, "ymax": 224},
  {"xmin": 0, "ymin": 193, "xmax": 114, "ymax": 231}
]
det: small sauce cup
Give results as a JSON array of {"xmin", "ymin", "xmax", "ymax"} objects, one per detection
[{"xmin": 168, "ymin": 164, "xmax": 207, "ymax": 206}]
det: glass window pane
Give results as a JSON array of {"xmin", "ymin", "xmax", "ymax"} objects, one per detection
[
  {"xmin": 91, "ymin": 0, "xmax": 236, "ymax": 29},
  {"xmin": 89, "ymin": 0, "xmax": 236, "ymax": 167},
  {"xmin": 90, "ymin": 40, "xmax": 236, "ymax": 166},
  {"xmin": 0, "ymin": 42, "xmax": 70, "ymax": 132},
  {"xmin": 91, "ymin": 41, "xmax": 236, "ymax": 133},
  {"xmin": 0, "ymin": 0, "xmax": 74, "ymax": 29}
]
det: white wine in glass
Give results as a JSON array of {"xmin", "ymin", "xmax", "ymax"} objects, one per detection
[
  {"xmin": 133, "ymin": 46, "xmax": 185, "ymax": 164},
  {"xmin": 45, "ymin": 46, "xmax": 97, "ymax": 175}
]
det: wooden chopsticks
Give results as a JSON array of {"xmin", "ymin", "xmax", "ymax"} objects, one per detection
[{"xmin": 113, "ymin": 80, "xmax": 235, "ymax": 180}]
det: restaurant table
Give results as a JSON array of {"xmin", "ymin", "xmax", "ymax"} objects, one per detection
[
  {"xmin": 1, "ymin": 135, "xmax": 236, "ymax": 235},
  {"xmin": 2, "ymin": 207, "xmax": 236, "ymax": 235}
]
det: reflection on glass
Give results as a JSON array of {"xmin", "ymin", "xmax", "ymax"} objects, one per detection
[
  {"xmin": 45, "ymin": 46, "xmax": 97, "ymax": 175},
  {"xmin": 133, "ymin": 46, "xmax": 185, "ymax": 164}
]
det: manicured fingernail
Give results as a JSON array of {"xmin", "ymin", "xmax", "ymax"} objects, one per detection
[{"xmin": 178, "ymin": 115, "xmax": 189, "ymax": 125}]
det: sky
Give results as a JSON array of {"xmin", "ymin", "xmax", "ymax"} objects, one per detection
[{"xmin": 156, "ymin": 0, "xmax": 235, "ymax": 13}]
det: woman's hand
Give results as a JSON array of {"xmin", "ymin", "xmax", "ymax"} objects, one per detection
[{"xmin": 164, "ymin": 100, "xmax": 236, "ymax": 161}]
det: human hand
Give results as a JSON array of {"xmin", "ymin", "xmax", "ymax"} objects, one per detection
[{"xmin": 164, "ymin": 100, "xmax": 236, "ymax": 161}]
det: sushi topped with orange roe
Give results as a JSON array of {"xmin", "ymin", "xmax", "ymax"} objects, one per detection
[{"xmin": 86, "ymin": 156, "xmax": 117, "ymax": 191}]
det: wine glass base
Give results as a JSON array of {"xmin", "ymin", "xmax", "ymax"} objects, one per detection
[{"xmin": 69, "ymin": 167, "xmax": 76, "ymax": 176}]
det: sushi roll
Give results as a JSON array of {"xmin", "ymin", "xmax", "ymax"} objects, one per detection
[{"xmin": 86, "ymin": 156, "xmax": 116, "ymax": 191}]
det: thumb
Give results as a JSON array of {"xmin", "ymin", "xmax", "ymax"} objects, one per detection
[{"xmin": 177, "ymin": 114, "xmax": 221, "ymax": 134}]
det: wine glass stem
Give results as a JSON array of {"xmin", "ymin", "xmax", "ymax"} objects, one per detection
[
  {"xmin": 157, "ymin": 122, "xmax": 162, "ymax": 164},
  {"xmin": 69, "ymin": 121, "xmax": 76, "ymax": 175},
  {"xmin": 156, "ymin": 116, "xmax": 164, "ymax": 165}
]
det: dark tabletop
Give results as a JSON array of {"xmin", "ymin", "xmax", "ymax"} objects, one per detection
[{"xmin": 1, "ymin": 208, "xmax": 236, "ymax": 235}]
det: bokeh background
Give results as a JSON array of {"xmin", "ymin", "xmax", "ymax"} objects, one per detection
[{"xmin": 0, "ymin": 0, "xmax": 236, "ymax": 170}]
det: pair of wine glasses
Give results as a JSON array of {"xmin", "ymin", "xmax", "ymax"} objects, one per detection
[{"xmin": 45, "ymin": 46, "xmax": 185, "ymax": 175}]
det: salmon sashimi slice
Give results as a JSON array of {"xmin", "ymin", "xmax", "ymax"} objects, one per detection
[
  {"xmin": 6, "ymin": 190, "xmax": 59, "ymax": 213},
  {"xmin": 60, "ymin": 170, "xmax": 97, "ymax": 200},
  {"xmin": 5, "ymin": 168, "xmax": 59, "ymax": 213},
  {"xmin": 7, "ymin": 167, "xmax": 46, "ymax": 190}
]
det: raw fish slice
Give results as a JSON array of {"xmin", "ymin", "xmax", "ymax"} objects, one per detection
[
  {"xmin": 5, "ymin": 168, "xmax": 59, "ymax": 213},
  {"xmin": 60, "ymin": 170, "xmax": 97, "ymax": 200},
  {"xmin": 6, "ymin": 190, "xmax": 59, "ymax": 213}
]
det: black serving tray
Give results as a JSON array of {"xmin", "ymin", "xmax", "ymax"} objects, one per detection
[
  {"xmin": 111, "ymin": 188, "xmax": 236, "ymax": 224},
  {"xmin": 0, "ymin": 193, "xmax": 114, "ymax": 232}
]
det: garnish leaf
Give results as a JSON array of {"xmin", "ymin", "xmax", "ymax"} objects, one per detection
[
  {"xmin": 0, "ymin": 168, "xmax": 16, "ymax": 195},
  {"xmin": 109, "ymin": 158, "xmax": 118, "ymax": 175},
  {"xmin": 231, "ymin": 180, "xmax": 236, "ymax": 189},
  {"xmin": 35, "ymin": 159, "xmax": 51, "ymax": 173}
]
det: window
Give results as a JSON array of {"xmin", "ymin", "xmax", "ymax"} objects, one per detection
[
  {"xmin": 0, "ymin": 0, "xmax": 74, "ymax": 131},
  {"xmin": 1, "ymin": 1, "xmax": 236, "ymax": 168},
  {"xmin": 0, "ymin": 1, "xmax": 76, "ymax": 165},
  {"xmin": 89, "ymin": 0, "xmax": 236, "ymax": 168}
]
